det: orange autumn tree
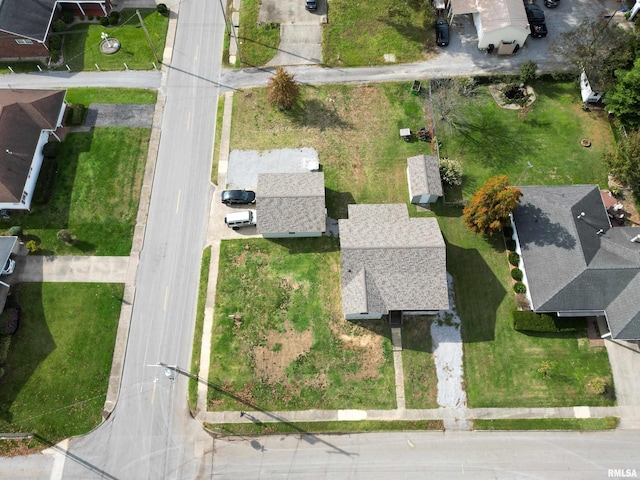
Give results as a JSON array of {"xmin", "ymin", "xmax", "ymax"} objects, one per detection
[{"xmin": 464, "ymin": 175, "xmax": 522, "ymax": 235}]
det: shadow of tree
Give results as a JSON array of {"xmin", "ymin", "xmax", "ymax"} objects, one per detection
[
  {"xmin": 515, "ymin": 203, "xmax": 577, "ymax": 250},
  {"xmin": 286, "ymin": 98, "xmax": 353, "ymax": 131}
]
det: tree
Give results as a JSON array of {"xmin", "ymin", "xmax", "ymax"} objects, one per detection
[
  {"xmin": 519, "ymin": 60, "xmax": 537, "ymax": 85},
  {"xmin": 430, "ymin": 77, "xmax": 478, "ymax": 129},
  {"xmin": 267, "ymin": 67, "xmax": 300, "ymax": 110},
  {"xmin": 605, "ymin": 129, "xmax": 640, "ymax": 193},
  {"xmin": 439, "ymin": 158, "xmax": 463, "ymax": 187},
  {"xmin": 463, "ymin": 175, "xmax": 522, "ymax": 236},
  {"xmin": 549, "ymin": 19, "xmax": 635, "ymax": 91},
  {"xmin": 607, "ymin": 59, "xmax": 640, "ymax": 129}
]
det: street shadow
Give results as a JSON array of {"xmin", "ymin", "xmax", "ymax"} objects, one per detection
[
  {"xmin": 0, "ymin": 285, "xmax": 55, "ymax": 424},
  {"xmin": 444, "ymin": 243, "xmax": 504, "ymax": 342}
]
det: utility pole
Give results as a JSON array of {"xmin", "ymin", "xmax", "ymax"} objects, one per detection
[{"xmin": 136, "ymin": 9, "xmax": 161, "ymax": 64}]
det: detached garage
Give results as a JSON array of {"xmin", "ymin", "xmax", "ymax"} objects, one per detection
[{"xmin": 449, "ymin": 0, "xmax": 530, "ymax": 52}]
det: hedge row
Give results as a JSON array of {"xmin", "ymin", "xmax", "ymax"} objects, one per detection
[{"xmin": 511, "ymin": 311, "xmax": 584, "ymax": 333}]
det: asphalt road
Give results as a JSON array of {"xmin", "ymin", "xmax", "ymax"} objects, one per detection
[
  {"xmin": 57, "ymin": 1, "xmax": 226, "ymax": 478},
  {"xmin": 213, "ymin": 430, "xmax": 640, "ymax": 479}
]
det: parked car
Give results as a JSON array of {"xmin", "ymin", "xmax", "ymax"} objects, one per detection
[
  {"xmin": 435, "ymin": 19, "xmax": 449, "ymax": 47},
  {"xmin": 525, "ymin": 4, "xmax": 545, "ymax": 24},
  {"xmin": 544, "ymin": 0, "xmax": 560, "ymax": 7},
  {"xmin": 221, "ymin": 189, "xmax": 256, "ymax": 205},
  {"xmin": 305, "ymin": 0, "xmax": 317, "ymax": 11},
  {"xmin": 530, "ymin": 22, "xmax": 548, "ymax": 38},
  {"xmin": 225, "ymin": 210, "xmax": 257, "ymax": 230},
  {"xmin": 1, "ymin": 257, "xmax": 15, "ymax": 276}
]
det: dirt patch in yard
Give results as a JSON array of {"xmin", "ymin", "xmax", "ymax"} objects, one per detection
[
  {"xmin": 253, "ymin": 322, "xmax": 314, "ymax": 384},
  {"xmin": 330, "ymin": 319, "xmax": 385, "ymax": 381}
]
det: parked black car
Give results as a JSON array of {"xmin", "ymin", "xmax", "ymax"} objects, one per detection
[
  {"xmin": 530, "ymin": 22, "xmax": 548, "ymax": 38},
  {"xmin": 525, "ymin": 4, "xmax": 545, "ymax": 24},
  {"xmin": 435, "ymin": 19, "xmax": 449, "ymax": 47},
  {"xmin": 221, "ymin": 190, "xmax": 256, "ymax": 205},
  {"xmin": 544, "ymin": 0, "xmax": 560, "ymax": 7},
  {"xmin": 305, "ymin": 0, "xmax": 317, "ymax": 11}
]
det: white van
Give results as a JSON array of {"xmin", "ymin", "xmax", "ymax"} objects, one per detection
[{"xmin": 224, "ymin": 210, "xmax": 257, "ymax": 230}]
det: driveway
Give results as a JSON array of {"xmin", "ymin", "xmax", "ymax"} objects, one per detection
[
  {"xmin": 259, "ymin": 0, "xmax": 325, "ymax": 66},
  {"xmin": 84, "ymin": 103, "xmax": 155, "ymax": 127}
]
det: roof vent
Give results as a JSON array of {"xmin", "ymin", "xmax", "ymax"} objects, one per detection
[
  {"xmin": 596, "ymin": 229, "xmax": 604, "ymax": 235},
  {"xmin": 631, "ymin": 235, "xmax": 640, "ymax": 243},
  {"xmin": 577, "ymin": 212, "xmax": 586, "ymax": 219}
]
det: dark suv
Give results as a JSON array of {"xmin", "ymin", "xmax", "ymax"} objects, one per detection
[
  {"xmin": 435, "ymin": 19, "xmax": 449, "ymax": 47},
  {"xmin": 525, "ymin": 4, "xmax": 545, "ymax": 24},
  {"xmin": 221, "ymin": 190, "xmax": 256, "ymax": 205},
  {"xmin": 305, "ymin": 0, "xmax": 317, "ymax": 11}
]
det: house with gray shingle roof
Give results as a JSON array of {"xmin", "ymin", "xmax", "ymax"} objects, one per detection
[
  {"xmin": 0, "ymin": 89, "xmax": 67, "ymax": 210},
  {"xmin": 339, "ymin": 204, "xmax": 449, "ymax": 321},
  {"xmin": 407, "ymin": 154, "xmax": 443, "ymax": 205},
  {"xmin": 256, "ymin": 172, "xmax": 326, "ymax": 238},
  {"xmin": 0, "ymin": 0, "xmax": 111, "ymax": 60},
  {"xmin": 512, "ymin": 184, "xmax": 640, "ymax": 340}
]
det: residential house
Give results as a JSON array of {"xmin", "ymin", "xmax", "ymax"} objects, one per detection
[
  {"xmin": 407, "ymin": 154, "xmax": 443, "ymax": 205},
  {"xmin": 0, "ymin": 89, "xmax": 67, "ymax": 210},
  {"xmin": 0, "ymin": 0, "xmax": 111, "ymax": 60},
  {"xmin": 339, "ymin": 204, "xmax": 449, "ymax": 322},
  {"xmin": 511, "ymin": 185, "xmax": 640, "ymax": 340},
  {"xmin": 448, "ymin": 0, "xmax": 530, "ymax": 53},
  {"xmin": 256, "ymin": 172, "xmax": 326, "ymax": 238}
]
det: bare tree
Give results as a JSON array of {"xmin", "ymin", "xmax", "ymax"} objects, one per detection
[{"xmin": 431, "ymin": 77, "xmax": 478, "ymax": 130}]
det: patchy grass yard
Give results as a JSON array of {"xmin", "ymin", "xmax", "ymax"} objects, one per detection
[
  {"xmin": 435, "ymin": 205, "xmax": 616, "ymax": 408},
  {"xmin": 0, "ymin": 127, "xmax": 148, "ymax": 255},
  {"xmin": 435, "ymin": 81, "xmax": 613, "ymax": 201},
  {"xmin": 402, "ymin": 316, "xmax": 438, "ymax": 408},
  {"xmin": 61, "ymin": 9, "xmax": 168, "ymax": 71},
  {"xmin": 236, "ymin": 0, "xmax": 280, "ymax": 67},
  {"xmin": 474, "ymin": 418, "xmax": 619, "ymax": 431},
  {"xmin": 189, "ymin": 246, "xmax": 211, "ymax": 411},
  {"xmin": 323, "ymin": 0, "xmax": 436, "ymax": 66},
  {"xmin": 0, "ymin": 283, "xmax": 122, "ymax": 452},
  {"xmin": 230, "ymin": 83, "xmax": 432, "ymax": 218},
  {"xmin": 208, "ymin": 237, "xmax": 395, "ymax": 411}
]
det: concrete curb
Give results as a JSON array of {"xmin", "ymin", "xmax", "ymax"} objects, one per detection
[{"xmin": 102, "ymin": 5, "xmax": 179, "ymax": 419}]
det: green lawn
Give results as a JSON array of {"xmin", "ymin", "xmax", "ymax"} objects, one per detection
[
  {"xmin": 236, "ymin": 0, "xmax": 280, "ymax": 67},
  {"xmin": 189, "ymin": 246, "xmax": 211, "ymax": 412},
  {"xmin": 0, "ymin": 283, "xmax": 122, "ymax": 451},
  {"xmin": 323, "ymin": 0, "xmax": 436, "ymax": 66},
  {"xmin": 474, "ymin": 418, "xmax": 619, "ymax": 431},
  {"xmin": 1, "ymin": 127, "xmax": 149, "ymax": 255},
  {"xmin": 60, "ymin": 9, "xmax": 168, "ymax": 71},
  {"xmin": 402, "ymin": 316, "xmax": 438, "ymax": 408},
  {"xmin": 64, "ymin": 88, "xmax": 157, "ymax": 105},
  {"xmin": 229, "ymin": 82, "xmax": 432, "ymax": 218},
  {"xmin": 436, "ymin": 81, "xmax": 612, "ymax": 201},
  {"xmin": 435, "ymin": 205, "xmax": 616, "ymax": 408},
  {"xmin": 208, "ymin": 237, "xmax": 395, "ymax": 411}
]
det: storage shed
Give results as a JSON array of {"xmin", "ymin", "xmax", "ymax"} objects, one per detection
[{"xmin": 406, "ymin": 155, "xmax": 443, "ymax": 205}]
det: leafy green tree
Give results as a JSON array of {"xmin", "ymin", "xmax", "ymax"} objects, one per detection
[
  {"xmin": 605, "ymin": 129, "xmax": 640, "ymax": 194},
  {"xmin": 464, "ymin": 175, "xmax": 522, "ymax": 236},
  {"xmin": 439, "ymin": 158, "xmax": 463, "ymax": 186},
  {"xmin": 607, "ymin": 59, "xmax": 640, "ymax": 129},
  {"xmin": 267, "ymin": 67, "xmax": 300, "ymax": 111},
  {"xmin": 519, "ymin": 60, "xmax": 537, "ymax": 85}
]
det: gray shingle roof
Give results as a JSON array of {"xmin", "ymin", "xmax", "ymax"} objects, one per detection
[
  {"xmin": 407, "ymin": 155, "xmax": 443, "ymax": 198},
  {"xmin": 512, "ymin": 185, "xmax": 640, "ymax": 339},
  {"xmin": 256, "ymin": 172, "xmax": 325, "ymax": 234},
  {"xmin": 0, "ymin": 0, "xmax": 57, "ymax": 42},
  {"xmin": 339, "ymin": 204, "xmax": 449, "ymax": 316}
]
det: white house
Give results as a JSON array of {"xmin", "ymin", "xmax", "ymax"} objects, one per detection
[
  {"xmin": 407, "ymin": 154, "xmax": 443, "ymax": 205},
  {"xmin": 449, "ymin": 0, "xmax": 530, "ymax": 53},
  {"xmin": 256, "ymin": 172, "xmax": 326, "ymax": 238},
  {"xmin": 0, "ymin": 89, "xmax": 66, "ymax": 210}
]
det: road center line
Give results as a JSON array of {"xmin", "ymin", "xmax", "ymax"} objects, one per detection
[
  {"xmin": 186, "ymin": 111, "xmax": 191, "ymax": 131},
  {"xmin": 176, "ymin": 189, "xmax": 181, "ymax": 213},
  {"xmin": 164, "ymin": 286, "xmax": 169, "ymax": 311}
]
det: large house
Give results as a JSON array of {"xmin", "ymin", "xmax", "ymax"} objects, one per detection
[
  {"xmin": 0, "ymin": 89, "xmax": 67, "ymax": 210},
  {"xmin": 511, "ymin": 185, "xmax": 640, "ymax": 340},
  {"xmin": 256, "ymin": 172, "xmax": 326, "ymax": 238},
  {"xmin": 339, "ymin": 204, "xmax": 449, "ymax": 322},
  {"xmin": 0, "ymin": 0, "xmax": 111, "ymax": 60}
]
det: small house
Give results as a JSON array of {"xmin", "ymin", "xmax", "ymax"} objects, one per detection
[
  {"xmin": 407, "ymin": 155, "xmax": 443, "ymax": 205},
  {"xmin": 580, "ymin": 69, "xmax": 603, "ymax": 104}
]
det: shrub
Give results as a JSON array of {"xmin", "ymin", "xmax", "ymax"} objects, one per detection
[
  {"xmin": 42, "ymin": 141, "xmax": 60, "ymax": 159},
  {"xmin": 510, "ymin": 311, "xmax": 585, "ymax": 333},
  {"xmin": 49, "ymin": 34, "xmax": 62, "ymax": 51},
  {"xmin": 108, "ymin": 15, "xmax": 119, "ymax": 26},
  {"xmin": 88, "ymin": 15, "xmax": 95, "ymax": 21},
  {"xmin": 62, "ymin": 11, "xmax": 74, "ymax": 24},
  {"xmin": 157, "ymin": 3, "xmax": 169, "ymax": 15},
  {"xmin": 505, "ymin": 239, "xmax": 516, "ymax": 251},
  {"xmin": 508, "ymin": 251, "xmax": 520, "ymax": 266},
  {"xmin": 588, "ymin": 376, "xmax": 607, "ymax": 395},
  {"xmin": 26, "ymin": 240, "xmax": 38, "ymax": 254},
  {"xmin": 511, "ymin": 268, "xmax": 523, "ymax": 281},
  {"xmin": 439, "ymin": 158, "xmax": 464, "ymax": 187},
  {"xmin": 50, "ymin": 50, "xmax": 60, "ymax": 63},
  {"xmin": 513, "ymin": 282, "xmax": 527, "ymax": 294},
  {"xmin": 0, "ymin": 307, "xmax": 20, "ymax": 335},
  {"xmin": 65, "ymin": 104, "xmax": 85, "ymax": 126},
  {"xmin": 503, "ymin": 226, "xmax": 513, "ymax": 238},
  {"xmin": 0, "ymin": 335, "xmax": 11, "ymax": 366},
  {"xmin": 7, "ymin": 226, "xmax": 22, "ymax": 237},
  {"xmin": 519, "ymin": 60, "xmax": 537, "ymax": 85},
  {"xmin": 57, "ymin": 229, "xmax": 75, "ymax": 245},
  {"xmin": 52, "ymin": 19, "xmax": 68, "ymax": 32},
  {"xmin": 0, "ymin": 367, "xmax": 4, "ymax": 379},
  {"xmin": 99, "ymin": 16, "xmax": 109, "ymax": 27}
]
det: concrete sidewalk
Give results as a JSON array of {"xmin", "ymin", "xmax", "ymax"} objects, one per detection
[{"xmin": 11, "ymin": 255, "xmax": 130, "ymax": 283}]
